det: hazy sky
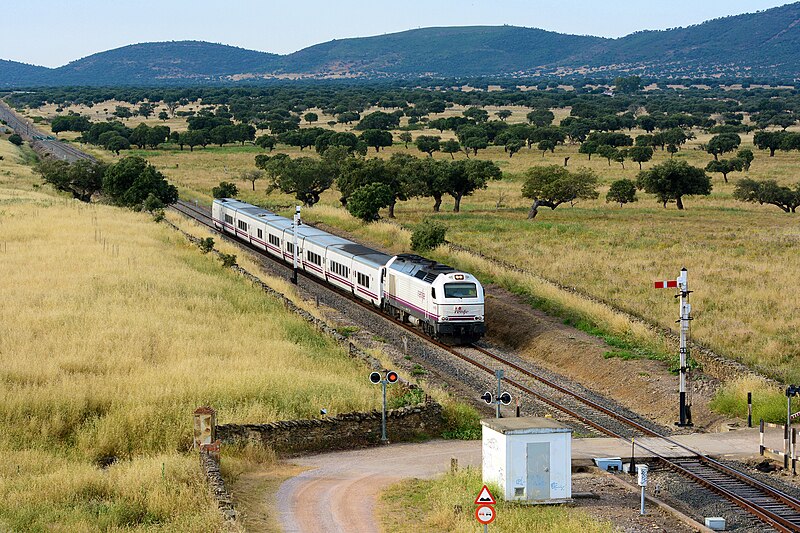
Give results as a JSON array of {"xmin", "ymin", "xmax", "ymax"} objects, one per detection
[{"xmin": 4, "ymin": 0, "xmax": 792, "ymax": 67}]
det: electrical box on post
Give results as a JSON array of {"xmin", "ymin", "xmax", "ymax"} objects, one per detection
[{"xmin": 636, "ymin": 464, "xmax": 649, "ymax": 487}]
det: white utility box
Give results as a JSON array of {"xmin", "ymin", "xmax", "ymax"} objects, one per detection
[{"xmin": 481, "ymin": 417, "xmax": 572, "ymax": 503}]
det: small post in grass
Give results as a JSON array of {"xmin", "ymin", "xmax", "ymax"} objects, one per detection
[{"xmin": 747, "ymin": 391, "xmax": 753, "ymax": 428}]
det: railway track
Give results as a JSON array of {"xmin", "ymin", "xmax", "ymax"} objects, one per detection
[
  {"xmin": 5, "ymin": 94, "xmax": 796, "ymax": 530},
  {"xmin": 173, "ymin": 198, "xmax": 800, "ymax": 532},
  {"xmin": 0, "ymin": 100, "xmax": 95, "ymax": 163}
]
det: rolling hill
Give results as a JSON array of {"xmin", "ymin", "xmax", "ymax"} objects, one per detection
[{"xmin": 2, "ymin": 2, "xmax": 800, "ymax": 86}]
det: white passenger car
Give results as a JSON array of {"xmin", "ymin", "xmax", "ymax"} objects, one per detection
[{"xmin": 211, "ymin": 199, "xmax": 485, "ymax": 343}]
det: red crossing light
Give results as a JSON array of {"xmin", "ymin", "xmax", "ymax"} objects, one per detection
[{"xmin": 386, "ymin": 371, "xmax": 398, "ymax": 383}]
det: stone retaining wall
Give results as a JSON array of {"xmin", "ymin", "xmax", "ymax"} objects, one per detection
[
  {"xmin": 217, "ymin": 400, "xmax": 443, "ymax": 455},
  {"xmin": 199, "ymin": 451, "xmax": 237, "ymax": 523}
]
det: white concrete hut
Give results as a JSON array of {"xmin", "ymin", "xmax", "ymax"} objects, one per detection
[{"xmin": 481, "ymin": 417, "xmax": 572, "ymax": 503}]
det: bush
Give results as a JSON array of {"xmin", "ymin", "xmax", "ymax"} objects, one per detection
[
  {"xmin": 102, "ymin": 156, "xmax": 178, "ymax": 209},
  {"xmin": 218, "ymin": 253, "xmax": 237, "ymax": 268},
  {"xmin": 411, "ymin": 220, "xmax": 447, "ymax": 252},
  {"xmin": 8, "ymin": 133, "xmax": 23, "ymax": 146},
  {"xmin": 142, "ymin": 193, "xmax": 164, "ymax": 213},
  {"xmin": 212, "ymin": 181, "xmax": 238, "ymax": 199},
  {"xmin": 441, "ymin": 402, "xmax": 481, "ymax": 440},
  {"xmin": 347, "ymin": 183, "xmax": 393, "ymax": 222},
  {"xmin": 198, "ymin": 237, "xmax": 215, "ymax": 254}
]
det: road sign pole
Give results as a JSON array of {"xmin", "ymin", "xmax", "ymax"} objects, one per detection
[{"xmin": 495, "ymin": 370, "xmax": 504, "ymax": 419}]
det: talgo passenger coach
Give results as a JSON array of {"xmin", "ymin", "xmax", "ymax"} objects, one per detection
[{"xmin": 212, "ymin": 198, "xmax": 486, "ymax": 344}]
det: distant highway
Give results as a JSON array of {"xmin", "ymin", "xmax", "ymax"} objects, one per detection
[{"xmin": 0, "ymin": 100, "xmax": 95, "ymax": 163}]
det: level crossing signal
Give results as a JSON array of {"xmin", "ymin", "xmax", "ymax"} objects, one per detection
[
  {"xmin": 481, "ymin": 391, "xmax": 512, "ymax": 405},
  {"xmin": 370, "ymin": 370, "xmax": 398, "ymax": 443}
]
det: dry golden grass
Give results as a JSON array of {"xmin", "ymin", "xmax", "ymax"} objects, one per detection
[
  {"xmin": 125, "ymin": 125, "xmax": 800, "ymax": 382},
  {"xmin": 0, "ymin": 156, "xmax": 382, "ymax": 530},
  {"xmin": 380, "ymin": 467, "xmax": 611, "ymax": 532}
]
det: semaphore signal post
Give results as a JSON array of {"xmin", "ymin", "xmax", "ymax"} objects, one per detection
[{"xmin": 654, "ymin": 267, "xmax": 693, "ymax": 427}]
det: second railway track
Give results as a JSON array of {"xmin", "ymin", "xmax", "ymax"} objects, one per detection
[{"xmin": 173, "ymin": 198, "xmax": 800, "ymax": 532}]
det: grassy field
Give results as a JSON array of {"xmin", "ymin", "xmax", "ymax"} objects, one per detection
[
  {"xmin": 380, "ymin": 468, "xmax": 611, "ymax": 532},
  {"xmin": 0, "ymin": 137, "xmax": 384, "ymax": 530},
  {"xmin": 65, "ymin": 117, "xmax": 800, "ymax": 384}
]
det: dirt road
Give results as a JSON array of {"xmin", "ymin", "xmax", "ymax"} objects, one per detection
[{"xmin": 276, "ymin": 440, "xmax": 481, "ymax": 533}]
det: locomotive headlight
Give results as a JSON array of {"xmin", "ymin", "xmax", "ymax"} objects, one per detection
[
  {"xmin": 441, "ymin": 316, "xmax": 448, "ymax": 322},
  {"xmin": 476, "ymin": 316, "xmax": 484, "ymax": 322}
]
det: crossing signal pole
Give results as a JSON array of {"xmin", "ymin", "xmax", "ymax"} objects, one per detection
[
  {"xmin": 370, "ymin": 370, "xmax": 398, "ymax": 443},
  {"xmin": 481, "ymin": 370, "xmax": 512, "ymax": 419}
]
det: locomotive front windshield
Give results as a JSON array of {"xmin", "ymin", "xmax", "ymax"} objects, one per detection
[{"xmin": 444, "ymin": 282, "xmax": 478, "ymax": 298}]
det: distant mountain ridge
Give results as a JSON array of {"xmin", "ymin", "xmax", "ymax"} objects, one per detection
[{"xmin": 2, "ymin": 3, "xmax": 800, "ymax": 86}]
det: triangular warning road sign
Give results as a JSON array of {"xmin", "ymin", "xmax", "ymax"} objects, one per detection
[{"xmin": 474, "ymin": 485, "xmax": 496, "ymax": 505}]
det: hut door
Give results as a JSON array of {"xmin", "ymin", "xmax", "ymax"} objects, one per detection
[{"xmin": 526, "ymin": 442, "xmax": 550, "ymax": 500}]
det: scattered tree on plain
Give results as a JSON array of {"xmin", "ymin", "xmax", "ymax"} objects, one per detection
[
  {"xmin": 444, "ymin": 159, "xmax": 502, "ymax": 212},
  {"xmin": 606, "ymin": 179, "xmax": 638, "ymax": 207},
  {"xmin": 359, "ymin": 129, "xmax": 393, "ymax": 152},
  {"xmin": 753, "ymin": 131, "xmax": 784, "ymax": 157},
  {"xmin": 256, "ymin": 134, "xmax": 277, "ymax": 151},
  {"xmin": 399, "ymin": 132, "xmax": 413, "ymax": 148},
  {"xmin": 506, "ymin": 139, "xmax": 524, "ymax": 158},
  {"xmin": 239, "ymin": 169, "xmax": 264, "ymax": 191},
  {"xmin": 628, "ymin": 145, "xmax": 653, "ymax": 170},
  {"xmin": 538, "ymin": 139, "xmax": 555, "ymax": 157},
  {"xmin": 35, "ymin": 158, "xmax": 107, "ymax": 202},
  {"xmin": 521, "ymin": 165, "xmax": 599, "ymax": 219},
  {"xmin": 733, "ymin": 178, "xmax": 800, "ymax": 213},
  {"xmin": 636, "ymin": 159, "xmax": 711, "ymax": 210},
  {"xmin": 737, "ymin": 148, "xmax": 754, "ymax": 170},
  {"xmin": 705, "ymin": 133, "xmax": 741, "ymax": 160},
  {"xmin": 441, "ymin": 139, "xmax": 461, "ymax": 159},
  {"xmin": 266, "ymin": 157, "xmax": 333, "ymax": 207},
  {"xmin": 705, "ymin": 158, "xmax": 744, "ymax": 183},
  {"xmin": 415, "ymin": 135, "xmax": 441, "ymax": 157},
  {"xmin": 526, "ymin": 109, "xmax": 554, "ymax": 127}
]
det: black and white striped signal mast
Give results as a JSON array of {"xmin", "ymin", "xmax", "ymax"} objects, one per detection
[{"xmin": 654, "ymin": 268, "xmax": 693, "ymax": 427}]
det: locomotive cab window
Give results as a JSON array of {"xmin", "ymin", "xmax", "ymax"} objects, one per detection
[
  {"xmin": 431, "ymin": 288, "xmax": 436, "ymax": 299},
  {"xmin": 444, "ymin": 283, "xmax": 477, "ymax": 298}
]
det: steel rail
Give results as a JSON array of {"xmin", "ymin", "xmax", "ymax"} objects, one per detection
[{"xmin": 175, "ymin": 199, "xmax": 800, "ymax": 531}]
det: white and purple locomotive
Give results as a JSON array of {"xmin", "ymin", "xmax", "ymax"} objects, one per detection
[{"xmin": 212, "ymin": 198, "xmax": 486, "ymax": 344}]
